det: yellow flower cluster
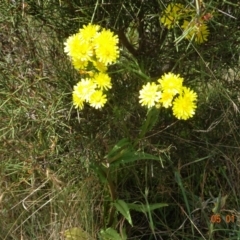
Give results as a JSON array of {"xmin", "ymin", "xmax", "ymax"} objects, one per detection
[
  {"xmin": 160, "ymin": 3, "xmax": 211, "ymax": 44},
  {"xmin": 64, "ymin": 23, "xmax": 119, "ymax": 110},
  {"xmin": 139, "ymin": 73, "xmax": 197, "ymax": 120}
]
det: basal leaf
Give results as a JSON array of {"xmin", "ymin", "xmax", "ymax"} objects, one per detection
[{"xmin": 113, "ymin": 200, "xmax": 133, "ymax": 226}]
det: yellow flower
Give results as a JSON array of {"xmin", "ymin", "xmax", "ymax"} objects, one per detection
[
  {"xmin": 158, "ymin": 72, "xmax": 183, "ymax": 95},
  {"xmin": 64, "ymin": 33, "xmax": 93, "ymax": 61},
  {"xmin": 72, "ymin": 91, "xmax": 85, "ymax": 110},
  {"xmin": 160, "ymin": 3, "xmax": 184, "ymax": 29},
  {"xmin": 172, "ymin": 87, "xmax": 197, "ymax": 120},
  {"xmin": 182, "ymin": 20, "xmax": 209, "ymax": 44},
  {"xmin": 94, "ymin": 29, "xmax": 119, "ymax": 66},
  {"xmin": 73, "ymin": 79, "xmax": 96, "ymax": 102},
  {"xmin": 159, "ymin": 91, "xmax": 175, "ymax": 108},
  {"xmin": 89, "ymin": 90, "xmax": 107, "ymax": 109},
  {"xmin": 139, "ymin": 82, "xmax": 161, "ymax": 108},
  {"xmin": 72, "ymin": 58, "xmax": 88, "ymax": 70},
  {"xmin": 93, "ymin": 72, "xmax": 112, "ymax": 90},
  {"xmin": 79, "ymin": 23, "xmax": 100, "ymax": 42}
]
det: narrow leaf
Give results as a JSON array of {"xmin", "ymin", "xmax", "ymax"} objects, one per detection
[
  {"xmin": 175, "ymin": 171, "xmax": 192, "ymax": 224},
  {"xmin": 89, "ymin": 163, "xmax": 107, "ymax": 184},
  {"xmin": 105, "ymin": 138, "xmax": 131, "ymax": 160},
  {"xmin": 113, "ymin": 200, "xmax": 132, "ymax": 226},
  {"xmin": 112, "ymin": 151, "xmax": 164, "ymax": 166},
  {"xmin": 99, "ymin": 228, "xmax": 124, "ymax": 240},
  {"xmin": 127, "ymin": 202, "xmax": 168, "ymax": 213},
  {"xmin": 139, "ymin": 108, "xmax": 159, "ymax": 140}
]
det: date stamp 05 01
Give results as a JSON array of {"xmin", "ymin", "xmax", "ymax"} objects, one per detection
[{"xmin": 210, "ymin": 214, "xmax": 235, "ymax": 224}]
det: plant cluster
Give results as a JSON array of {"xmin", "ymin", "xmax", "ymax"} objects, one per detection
[
  {"xmin": 65, "ymin": 25, "xmax": 198, "ymax": 120},
  {"xmin": 160, "ymin": 3, "xmax": 211, "ymax": 44},
  {"xmin": 1, "ymin": 0, "xmax": 240, "ymax": 239}
]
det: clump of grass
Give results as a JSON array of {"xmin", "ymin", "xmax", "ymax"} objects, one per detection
[{"xmin": 0, "ymin": 1, "xmax": 100, "ymax": 239}]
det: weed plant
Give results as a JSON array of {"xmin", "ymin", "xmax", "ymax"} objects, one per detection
[{"xmin": 1, "ymin": 0, "xmax": 240, "ymax": 239}]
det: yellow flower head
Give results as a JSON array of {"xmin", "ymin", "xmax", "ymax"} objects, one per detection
[
  {"xmin": 182, "ymin": 20, "xmax": 209, "ymax": 44},
  {"xmin": 159, "ymin": 91, "xmax": 175, "ymax": 108},
  {"xmin": 139, "ymin": 82, "xmax": 161, "ymax": 108},
  {"xmin": 73, "ymin": 79, "xmax": 96, "ymax": 102},
  {"xmin": 160, "ymin": 3, "xmax": 184, "ymax": 29},
  {"xmin": 72, "ymin": 91, "xmax": 85, "ymax": 110},
  {"xmin": 79, "ymin": 23, "xmax": 100, "ymax": 42},
  {"xmin": 93, "ymin": 72, "xmax": 112, "ymax": 90},
  {"xmin": 172, "ymin": 87, "xmax": 197, "ymax": 120},
  {"xmin": 64, "ymin": 33, "xmax": 93, "ymax": 61},
  {"xmin": 89, "ymin": 90, "xmax": 107, "ymax": 109},
  {"xmin": 94, "ymin": 29, "xmax": 119, "ymax": 66},
  {"xmin": 72, "ymin": 58, "xmax": 88, "ymax": 70},
  {"xmin": 158, "ymin": 72, "xmax": 183, "ymax": 95}
]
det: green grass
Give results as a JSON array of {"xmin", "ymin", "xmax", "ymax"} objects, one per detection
[{"xmin": 1, "ymin": 0, "xmax": 240, "ymax": 239}]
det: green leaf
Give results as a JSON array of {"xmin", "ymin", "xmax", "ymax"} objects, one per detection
[
  {"xmin": 111, "ymin": 151, "xmax": 164, "ymax": 166},
  {"xmin": 89, "ymin": 163, "xmax": 107, "ymax": 184},
  {"xmin": 212, "ymin": 194, "xmax": 228, "ymax": 213},
  {"xmin": 113, "ymin": 200, "xmax": 132, "ymax": 226},
  {"xmin": 64, "ymin": 227, "xmax": 92, "ymax": 240},
  {"xmin": 139, "ymin": 108, "xmax": 160, "ymax": 140},
  {"xmin": 175, "ymin": 171, "xmax": 191, "ymax": 216},
  {"xmin": 99, "ymin": 228, "xmax": 125, "ymax": 240},
  {"xmin": 105, "ymin": 138, "xmax": 131, "ymax": 161},
  {"xmin": 105, "ymin": 138, "xmax": 165, "ymax": 166},
  {"xmin": 127, "ymin": 202, "xmax": 168, "ymax": 213}
]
